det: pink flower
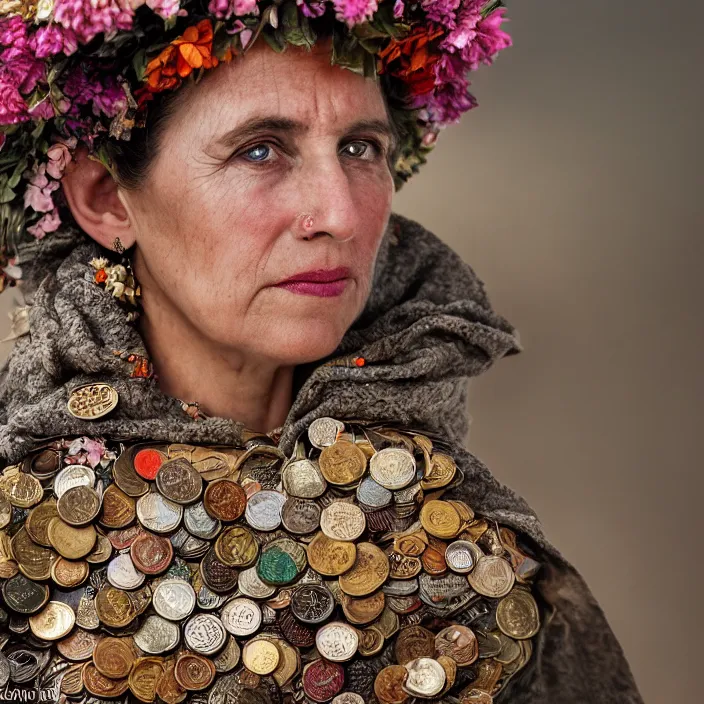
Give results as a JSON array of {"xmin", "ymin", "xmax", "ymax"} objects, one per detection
[
  {"xmin": 28, "ymin": 97, "xmax": 55, "ymax": 120},
  {"xmin": 31, "ymin": 24, "xmax": 78, "ymax": 59},
  {"xmin": 426, "ymin": 53, "xmax": 478, "ymax": 124},
  {"xmin": 53, "ymin": 0, "xmax": 135, "ymax": 46},
  {"xmin": 26, "ymin": 209, "xmax": 61, "ymax": 239},
  {"xmin": 146, "ymin": 0, "xmax": 187, "ymax": 20},
  {"xmin": 393, "ymin": 0, "xmax": 405, "ymax": 19},
  {"xmin": 92, "ymin": 76, "xmax": 127, "ymax": 118},
  {"xmin": 297, "ymin": 0, "xmax": 327, "ymax": 18},
  {"xmin": 0, "ymin": 82, "xmax": 28, "ymax": 125},
  {"xmin": 421, "ymin": 0, "xmax": 461, "ymax": 30},
  {"xmin": 66, "ymin": 437, "xmax": 107, "ymax": 468},
  {"xmin": 46, "ymin": 139, "xmax": 76, "ymax": 179},
  {"xmin": 0, "ymin": 45, "xmax": 45, "ymax": 94},
  {"xmin": 332, "ymin": 0, "xmax": 378, "ymax": 27},
  {"xmin": 23, "ymin": 163, "xmax": 60, "ymax": 214},
  {"xmin": 0, "ymin": 15, "xmax": 28, "ymax": 48},
  {"xmin": 208, "ymin": 0, "xmax": 260, "ymax": 19}
]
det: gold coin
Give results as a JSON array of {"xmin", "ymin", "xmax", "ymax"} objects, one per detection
[
  {"xmin": 214, "ymin": 525, "xmax": 258, "ymax": 567},
  {"xmin": 393, "ymin": 531, "xmax": 428, "ymax": 557},
  {"xmin": 95, "ymin": 585, "xmax": 137, "ymax": 628},
  {"xmin": 129, "ymin": 657, "xmax": 165, "ymax": 703},
  {"xmin": 341, "ymin": 591, "xmax": 386, "ymax": 625},
  {"xmin": 318, "ymin": 440, "xmax": 367, "ymax": 486},
  {"xmin": 374, "ymin": 665, "xmax": 409, "ymax": 704},
  {"xmin": 419, "ymin": 500, "xmax": 461, "ymax": 539},
  {"xmin": 100, "ymin": 484, "xmax": 136, "ymax": 529},
  {"xmin": 420, "ymin": 452, "xmax": 457, "ymax": 490},
  {"xmin": 271, "ymin": 637, "xmax": 299, "ymax": 688},
  {"xmin": 28, "ymin": 600, "xmax": 76, "ymax": 640},
  {"xmin": 51, "ymin": 557, "xmax": 90, "ymax": 588},
  {"xmin": 86, "ymin": 533, "xmax": 113, "ymax": 564},
  {"xmin": 242, "ymin": 638, "xmax": 281, "ymax": 675},
  {"xmin": 60, "ymin": 663, "xmax": 85, "ymax": 695},
  {"xmin": 496, "ymin": 588, "xmax": 540, "ymax": 639},
  {"xmin": 339, "ymin": 542, "xmax": 389, "ymax": 597},
  {"xmin": 12, "ymin": 526, "xmax": 57, "ymax": 580},
  {"xmin": 0, "ymin": 468, "xmax": 43, "ymax": 508},
  {"xmin": 0, "ymin": 491, "xmax": 13, "ymax": 528},
  {"xmin": 48, "ymin": 517, "xmax": 97, "ymax": 559},
  {"xmin": 436, "ymin": 655, "xmax": 457, "ymax": 695},
  {"xmin": 26, "ymin": 498, "xmax": 60, "ymax": 546},
  {"xmin": 306, "ymin": 532, "xmax": 357, "ymax": 577},
  {"xmin": 357, "ymin": 625, "xmax": 385, "ymax": 656},
  {"xmin": 447, "ymin": 500, "xmax": 474, "ymax": 525},
  {"xmin": 57, "ymin": 485, "xmax": 102, "ymax": 526},
  {"xmin": 67, "ymin": 382, "xmax": 119, "ymax": 419},
  {"xmin": 82, "ymin": 662, "xmax": 130, "ymax": 698}
]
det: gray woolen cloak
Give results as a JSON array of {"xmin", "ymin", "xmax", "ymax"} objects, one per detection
[{"xmin": 0, "ymin": 211, "xmax": 644, "ymax": 703}]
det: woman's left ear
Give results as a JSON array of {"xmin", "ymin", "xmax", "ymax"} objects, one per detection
[{"xmin": 61, "ymin": 145, "xmax": 137, "ymax": 251}]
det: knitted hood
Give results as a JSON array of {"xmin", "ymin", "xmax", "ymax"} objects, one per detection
[{"xmin": 0, "ymin": 211, "xmax": 643, "ymax": 703}]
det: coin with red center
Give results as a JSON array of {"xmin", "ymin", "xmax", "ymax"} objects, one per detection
[
  {"xmin": 302, "ymin": 658, "xmax": 345, "ymax": 703},
  {"xmin": 133, "ymin": 448, "xmax": 165, "ymax": 480}
]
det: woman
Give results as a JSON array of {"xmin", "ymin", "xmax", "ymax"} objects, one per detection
[{"xmin": 0, "ymin": 2, "xmax": 642, "ymax": 702}]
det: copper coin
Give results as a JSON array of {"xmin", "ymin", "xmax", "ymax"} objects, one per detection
[
  {"xmin": 106, "ymin": 523, "xmax": 144, "ymax": 550},
  {"xmin": 341, "ymin": 590, "xmax": 386, "ymax": 625},
  {"xmin": 394, "ymin": 625, "xmax": 436, "ymax": 666},
  {"xmin": 277, "ymin": 608, "xmax": 316, "ymax": 648},
  {"xmin": 302, "ymin": 659, "xmax": 345, "ymax": 702},
  {"xmin": 374, "ymin": 665, "xmax": 409, "ymax": 704},
  {"xmin": 129, "ymin": 657, "xmax": 165, "ymax": 702},
  {"xmin": 25, "ymin": 498, "xmax": 59, "ymax": 546},
  {"xmin": 93, "ymin": 636, "xmax": 137, "ymax": 679},
  {"xmin": 57, "ymin": 484, "xmax": 101, "ymax": 526},
  {"xmin": 200, "ymin": 547, "xmax": 239, "ymax": 593},
  {"xmin": 30, "ymin": 448, "xmax": 60, "ymax": 477},
  {"xmin": 173, "ymin": 652, "xmax": 216, "ymax": 691},
  {"xmin": 57, "ymin": 628, "xmax": 101, "ymax": 661},
  {"xmin": 156, "ymin": 458, "xmax": 203, "ymax": 505},
  {"xmin": 51, "ymin": 557, "xmax": 90, "ymax": 588},
  {"xmin": 100, "ymin": 484, "xmax": 136, "ymax": 529},
  {"xmin": 113, "ymin": 446, "xmax": 150, "ymax": 497},
  {"xmin": 203, "ymin": 478, "xmax": 247, "ymax": 522},
  {"xmin": 133, "ymin": 448, "xmax": 166, "ymax": 480},
  {"xmin": 130, "ymin": 531, "xmax": 173, "ymax": 574},
  {"xmin": 156, "ymin": 657, "xmax": 187, "ymax": 704},
  {"xmin": 60, "ymin": 663, "xmax": 85, "ymax": 695},
  {"xmin": 82, "ymin": 662, "xmax": 129, "ymax": 697},
  {"xmin": 357, "ymin": 626, "xmax": 385, "ymax": 657},
  {"xmin": 435, "ymin": 625, "xmax": 479, "ymax": 666}
]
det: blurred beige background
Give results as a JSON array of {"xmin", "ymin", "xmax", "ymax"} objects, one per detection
[{"xmin": 1, "ymin": 1, "xmax": 701, "ymax": 702}]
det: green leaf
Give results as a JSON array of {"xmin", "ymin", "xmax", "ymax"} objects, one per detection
[
  {"xmin": 280, "ymin": 2, "xmax": 315, "ymax": 49},
  {"xmin": 7, "ymin": 157, "xmax": 27, "ymax": 190},
  {"xmin": 262, "ymin": 28, "xmax": 287, "ymax": 54},
  {"xmin": 132, "ymin": 49, "xmax": 147, "ymax": 82}
]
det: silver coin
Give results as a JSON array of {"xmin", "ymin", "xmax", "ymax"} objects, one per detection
[
  {"xmin": 136, "ymin": 492, "xmax": 183, "ymax": 533},
  {"xmin": 152, "ymin": 578, "xmax": 196, "ymax": 621},
  {"xmin": 320, "ymin": 501, "xmax": 366, "ymax": 542},
  {"xmin": 281, "ymin": 458, "xmax": 327, "ymax": 499},
  {"xmin": 244, "ymin": 490, "xmax": 286, "ymax": 531},
  {"xmin": 184, "ymin": 613, "xmax": 227, "ymax": 655},
  {"xmin": 383, "ymin": 578, "xmax": 419, "ymax": 597},
  {"xmin": 369, "ymin": 447, "xmax": 416, "ymax": 490},
  {"xmin": 445, "ymin": 540, "xmax": 481, "ymax": 574},
  {"xmin": 308, "ymin": 417, "xmax": 345, "ymax": 449},
  {"xmin": 53, "ymin": 465, "xmax": 95, "ymax": 499},
  {"xmin": 184, "ymin": 501, "xmax": 221, "ymax": 539},
  {"xmin": 196, "ymin": 583, "xmax": 228, "ymax": 611},
  {"xmin": 6, "ymin": 646, "xmax": 50, "ymax": 683},
  {"xmin": 281, "ymin": 497, "xmax": 321, "ymax": 535},
  {"xmin": 220, "ymin": 597, "xmax": 262, "ymax": 637},
  {"xmin": 315, "ymin": 621, "xmax": 358, "ymax": 662},
  {"xmin": 175, "ymin": 532, "xmax": 210, "ymax": 560},
  {"xmin": 237, "ymin": 566, "xmax": 276, "ymax": 599},
  {"xmin": 107, "ymin": 553, "xmax": 145, "ymax": 590},
  {"xmin": 333, "ymin": 694, "xmax": 365, "ymax": 704},
  {"xmin": 355, "ymin": 476, "xmax": 392, "ymax": 508},
  {"xmin": 213, "ymin": 635, "xmax": 241, "ymax": 673},
  {"xmin": 290, "ymin": 584, "xmax": 335, "ymax": 624},
  {"xmin": 133, "ymin": 614, "xmax": 180, "ymax": 654},
  {"xmin": 403, "ymin": 657, "xmax": 446, "ymax": 697},
  {"xmin": 0, "ymin": 652, "xmax": 9, "ymax": 688}
]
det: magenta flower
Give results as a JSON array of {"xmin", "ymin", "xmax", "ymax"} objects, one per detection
[
  {"xmin": 28, "ymin": 97, "xmax": 55, "ymax": 120},
  {"xmin": 393, "ymin": 0, "xmax": 405, "ymax": 19},
  {"xmin": 427, "ymin": 53, "xmax": 478, "ymax": 124},
  {"xmin": 208, "ymin": 0, "xmax": 260, "ymax": 19},
  {"xmin": 297, "ymin": 0, "xmax": 327, "ymax": 18},
  {"xmin": 0, "ymin": 45, "xmax": 45, "ymax": 94},
  {"xmin": 0, "ymin": 83, "xmax": 28, "ymax": 125},
  {"xmin": 421, "ymin": 0, "xmax": 461, "ymax": 30},
  {"xmin": 0, "ymin": 15, "xmax": 28, "ymax": 49},
  {"xmin": 146, "ymin": 0, "xmax": 187, "ymax": 19},
  {"xmin": 53, "ymin": 0, "xmax": 135, "ymax": 46},
  {"xmin": 441, "ymin": 5, "xmax": 512, "ymax": 69},
  {"xmin": 332, "ymin": 0, "xmax": 378, "ymax": 27},
  {"xmin": 23, "ymin": 163, "xmax": 60, "ymax": 214},
  {"xmin": 26, "ymin": 209, "xmax": 61, "ymax": 239},
  {"xmin": 92, "ymin": 76, "xmax": 127, "ymax": 118},
  {"xmin": 31, "ymin": 24, "xmax": 78, "ymax": 59}
]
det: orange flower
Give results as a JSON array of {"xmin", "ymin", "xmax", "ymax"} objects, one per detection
[
  {"xmin": 94, "ymin": 269, "xmax": 107, "ymax": 284},
  {"xmin": 377, "ymin": 25, "xmax": 445, "ymax": 97},
  {"xmin": 144, "ymin": 19, "xmax": 222, "ymax": 96}
]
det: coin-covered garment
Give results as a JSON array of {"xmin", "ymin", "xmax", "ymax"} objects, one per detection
[{"xmin": 0, "ymin": 419, "xmax": 543, "ymax": 702}]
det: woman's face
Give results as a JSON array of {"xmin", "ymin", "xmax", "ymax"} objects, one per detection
[{"xmin": 120, "ymin": 38, "xmax": 396, "ymax": 366}]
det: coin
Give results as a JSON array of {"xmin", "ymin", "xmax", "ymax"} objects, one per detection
[
  {"xmin": 221, "ymin": 597, "xmax": 262, "ymax": 637},
  {"xmin": 200, "ymin": 547, "xmax": 239, "ymax": 593},
  {"xmin": 83, "ymin": 662, "xmax": 129, "ymax": 697},
  {"xmin": 184, "ymin": 613, "xmax": 226, "ymax": 655},
  {"xmin": 131, "ymin": 530, "xmax": 174, "ymax": 574},
  {"xmin": 420, "ymin": 452, "xmax": 457, "ymax": 490},
  {"xmin": 107, "ymin": 552, "xmax": 146, "ymax": 590},
  {"xmin": 290, "ymin": 584, "xmax": 335, "ymax": 624},
  {"xmin": 106, "ymin": 523, "xmax": 143, "ymax": 550},
  {"xmin": 2, "ymin": 573, "xmax": 50, "ymax": 613},
  {"xmin": 278, "ymin": 608, "xmax": 316, "ymax": 648},
  {"xmin": 156, "ymin": 458, "xmax": 203, "ymax": 504},
  {"xmin": 369, "ymin": 447, "xmax": 416, "ymax": 490},
  {"xmin": 133, "ymin": 447, "xmax": 166, "ymax": 480},
  {"xmin": 394, "ymin": 625, "xmax": 435, "ymax": 665},
  {"xmin": 467, "ymin": 556, "xmax": 515, "ymax": 598},
  {"xmin": 156, "ymin": 657, "xmax": 188, "ymax": 704},
  {"xmin": 419, "ymin": 500, "xmax": 462, "ymax": 539},
  {"xmin": 67, "ymin": 383, "xmax": 118, "ymax": 419},
  {"xmin": 308, "ymin": 417, "xmax": 345, "ymax": 448},
  {"xmin": 56, "ymin": 484, "xmax": 101, "ymax": 527},
  {"xmin": 184, "ymin": 501, "xmax": 221, "ymax": 539},
  {"xmin": 281, "ymin": 497, "xmax": 321, "ymax": 535},
  {"xmin": 50, "ymin": 556, "xmax": 90, "ymax": 587},
  {"xmin": 93, "ymin": 636, "xmax": 137, "ymax": 679},
  {"xmin": 95, "ymin": 585, "xmax": 136, "ymax": 628},
  {"xmin": 319, "ymin": 440, "xmax": 367, "ymax": 486},
  {"xmin": 303, "ymin": 658, "xmax": 345, "ymax": 702},
  {"xmin": 57, "ymin": 627, "xmax": 101, "ymax": 661},
  {"xmin": 257, "ymin": 541, "xmax": 301, "ymax": 585},
  {"xmin": 445, "ymin": 539, "xmax": 480, "ymax": 574},
  {"xmin": 403, "ymin": 657, "xmax": 446, "ymax": 697},
  {"xmin": 374, "ymin": 665, "xmax": 408, "ymax": 704},
  {"xmin": 128, "ymin": 656, "xmax": 164, "ymax": 703},
  {"xmin": 333, "ymin": 694, "xmax": 365, "ymax": 704},
  {"xmin": 174, "ymin": 652, "xmax": 216, "ymax": 690},
  {"xmin": 136, "ymin": 492, "xmax": 183, "ymax": 533},
  {"xmin": 341, "ymin": 590, "xmax": 385, "ymax": 625},
  {"xmin": 435, "ymin": 625, "xmax": 479, "ymax": 666},
  {"xmin": 203, "ymin": 479, "xmax": 247, "ymax": 522},
  {"xmin": 0, "ymin": 470, "xmax": 43, "ymax": 508},
  {"xmin": 12, "ymin": 527, "xmax": 57, "ymax": 580},
  {"xmin": 496, "ymin": 588, "xmax": 540, "ymax": 639},
  {"xmin": 356, "ymin": 476, "xmax": 393, "ymax": 508},
  {"xmin": 315, "ymin": 621, "xmax": 359, "ymax": 662},
  {"xmin": 28, "ymin": 601, "xmax": 75, "ymax": 640},
  {"xmin": 134, "ymin": 614, "xmax": 180, "ymax": 654},
  {"xmin": 113, "ymin": 447, "xmax": 150, "ymax": 496},
  {"xmin": 53, "ymin": 465, "xmax": 96, "ymax": 499},
  {"xmin": 282, "ymin": 457, "xmax": 327, "ymax": 498},
  {"xmin": 357, "ymin": 625, "xmax": 385, "ymax": 656},
  {"xmin": 306, "ymin": 531, "xmax": 356, "ymax": 576},
  {"xmin": 245, "ymin": 490, "xmax": 286, "ymax": 531},
  {"xmin": 242, "ymin": 639, "xmax": 280, "ymax": 675},
  {"xmin": 339, "ymin": 542, "xmax": 389, "ymax": 596},
  {"xmin": 47, "ymin": 518, "xmax": 96, "ymax": 559},
  {"xmin": 0, "ymin": 491, "xmax": 12, "ymax": 529},
  {"xmin": 152, "ymin": 578, "xmax": 196, "ymax": 621},
  {"xmin": 60, "ymin": 662, "xmax": 85, "ymax": 695},
  {"xmin": 100, "ymin": 484, "xmax": 136, "ymax": 529},
  {"xmin": 215, "ymin": 525, "xmax": 258, "ymax": 567},
  {"xmin": 238, "ymin": 566, "xmax": 277, "ymax": 599},
  {"xmin": 320, "ymin": 501, "xmax": 366, "ymax": 541},
  {"xmin": 213, "ymin": 635, "xmax": 241, "ymax": 674}
]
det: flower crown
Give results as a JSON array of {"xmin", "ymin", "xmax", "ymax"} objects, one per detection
[{"xmin": 0, "ymin": 0, "xmax": 512, "ymax": 294}]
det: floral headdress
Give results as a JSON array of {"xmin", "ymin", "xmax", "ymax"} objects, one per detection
[{"xmin": 0, "ymin": 0, "xmax": 512, "ymax": 293}]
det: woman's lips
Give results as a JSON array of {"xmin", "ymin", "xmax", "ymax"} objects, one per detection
[{"xmin": 274, "ymin": 278, "xmax": 350, "ymax": 297}]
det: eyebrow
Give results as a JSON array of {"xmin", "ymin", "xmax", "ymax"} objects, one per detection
[{"xmin": 212, "ymin": 115, "xmax": 399, "ymax": 154}]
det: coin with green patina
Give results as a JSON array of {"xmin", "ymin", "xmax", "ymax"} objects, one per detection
[{"xmin": 257, "ymin": 544, "xmax": 299, "ymax": 585}]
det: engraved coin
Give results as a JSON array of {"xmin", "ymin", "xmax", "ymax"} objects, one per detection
[
  {"xmin": 131, "ymin": 530, "xmax": 174, "ymax": 574},
  {"xmin": 394, "ymin": 625, "xmax": 436, "ymax": 666},
  {"xmin": 302, "ymin": 658, "xmax": 345, "ymax": 702},
  {"xmin": 57, "ymin": 628, "xmax": 101, "ymax": 661},
  {"xmin": 290, "ymin": 584, "xmax": 335, "ymax": 624},
  {"xmin": 238, "ymin": 566, "xmax": 276, "ymax": 599},
  {"xmin": 242, "ymin": 639, "xmax": 280, "ymax": 675},
  {"xmin": 113, "ymin": 447, "xmax": 150, "ymax": 497},
  {"xmin": 136, "ymin": 492, "xmax": 183, "ymax": 533},
  {"xmin": 338, "ymin": 542, "xmax": 389, "ymax": 597},
  {"xmin": 278, "ymin": 608, "xmax": 316, "ymax": 648},
  {"xmin": 308, "ymin": 417, "xmax": 345, "ymax": 448},
  {"xmin": 333, "ymin": 694, "xmax": 365, "ymax": 704},
  {"xmin": 2, "ymin": 573, "xmax": 50, "ymax": 614},
  {"xmin": 434, "ymin": 625, "xmax": 479, "ymax": 666},
  {"xmin": 200, "ymin": 547, "xmax": 239, "ymax": 593},
  {"xmin": 445, "ymin": 540, "xmax": 480, "ymax": 574},
  {"xmin": 356, "ymin": 476, "xmax": 393, "ymax": 508},
  {"xmin": 107, "ymin": 552, "xmax": 146, "ymax": 590},
  {"xmin": 320, "ymin": 501, "xmax": 366, "ymax": 542},
  {"xmin": 245, "ymin": 490, "xmax": 286, "ymax": 531},
  {"xmin": 47, "ymin": 518, "xmax": 96, "ymax": 559},
  {"xmin": 341, "ymin": 590, "xmax": 385, "ymax": 625},
  {"xmin": 67, "ymin": 383, "xmax": 118, "ymax": 419},
  {"xmin": 28, "ymin": 601, "xmax": 75, "ymax": 640},
  {"xmin": 83, "ymin": 662, "xmax": 129, "ymax": 697},
  {"xmin": 0, "ymin": 470, "xmax": 43, "ymax": 508},
  {"xmin": 315, "ymin": 621, "xmax": 359, "ymax": 662},
  {"xmin": 306, "ymin": 532, "xmax": 356, "ymax": 577},
  {"xmin": 99, "ymin": 484, "xmax": 136, "ymax": 529},
  {"xmin": 215, "ymin": 525, "xmax": 258, "ymax": 567},
  {"xmin": 257, "ymin": 541, "xmax": 302, "ymax": 586},
  {"xmin": 95, "ymin": 585, "xmax": 136, "ymax": 628},
  {"xmin": 203, "ymin": 479, "xmax": 247, "ymax": 522},
  {"xmin": 59, "ymin": 663, "xmax": 84, "ymax": 695},
  {"xmin": 468, "ymin": 555, "xmax": 515, "ymax": 598},
  {"xmin": 184, "ymin": 501, "xmax": 221, "ymax": 539},
  {"xmin": 419, "ymin": 500, "xmax": 462, "ymax": 539},
  {"xmin": 0, "ymin": 491, "xmax": 12, "ymax": 529},
  {"xmin": 128, "ymin": 657, "xmax": 165, "ymax": 703},
  {"xmin": 213, "ymin": 635, "xmax": 241, "ymax": 674},
  {"xmin": 156, "ymin": 457, "xmax": 203, "ymax": 505},
  {"xmin": 282, "ymin": 457, "xmax": 327, "ymax": 498},
  {"xmin": 12, "ymin": 526, "xmax": 57, "ymax": 580},
  {"xmin": 50, "ymin": 556, "xmax": 90, "ymax": 588},
  {"xmin": 319, "ymin": 440, "xmax": 367, "ymax": 486},
  {"xmin": 281, "ymin": 497, "xmax": 321, "ymax": 535},
  {"xmin": 369, "ymin": 447, "xmax": 416, "ymax": 490},
  {"xmin": 133, "ymin": 614, "xmax": 180, "ymax": 654},
  {"xmin": 57, "ymin": 485, "xmax": 101, "ymax": 526},
  {"xmin": 221, "ymin": 597, "xmax": 262, "ymax": 637},
  {"xmin": 184, "ymin": 613, "xmax": 227, "ymax": 655},
  {"xmin": 86, "ymin": 534, "xmax": 114, "ymax": 565},
  {"xmin": 374, "ymin": 665, "xmax": 409, "ymax": 704},
  {"xmin": 496, "ymin": 588, "xmax": 540, "ymax": 639},
  {"xmin": 174, "ymin": 652, "xmax": 216, "ymax": 691},
  {"xmin": 93, "ymin": 636, "xmax": 137, "ymax": 679},
  {"xmin": 357, "ymin": 625, "xmax": 385, "ymax": 657},
  {"xmin": 403, "ymin": 657, "xmax": 446, "ymax": 697},
  {"xmin": 421, "ymin": 452, "xmax": 457, "ymax": 490},
  {"xmin": 53, "ymin": 465, "xmax": 95, "ymax": 499},
  {"xmin": 152, "ymin": 578, "xmax": 196, "ymax": 621}
]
